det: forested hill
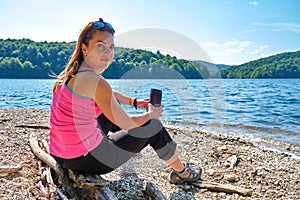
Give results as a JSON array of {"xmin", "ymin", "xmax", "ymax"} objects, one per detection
[
  {"xmin": 0, "ymin": 38, "xmax": 209, "ymax": 79},
  {"xmin": 221, "ymin": 51, "xmax": 300, "ymax": 78},
  {"xmin": 1, "ymin": 38, "xmax": 299, "ymax": 79}
]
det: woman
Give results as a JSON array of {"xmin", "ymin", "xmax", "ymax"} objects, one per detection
[{"xmin": 49, "ymin": 18, "xmax": 201, "ymax": 184}]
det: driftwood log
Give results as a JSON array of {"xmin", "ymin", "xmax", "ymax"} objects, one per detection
[
  {"xmin": 191, "ymin": 180, "xmax": 252, "ymax": 196},
  {"xmin": 29, "ymin": 135, "xmax": 117, "ymax": 200}
]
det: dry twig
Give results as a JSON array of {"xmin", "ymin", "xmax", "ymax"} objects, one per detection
[
  {"xmin": 0, "ymin": 165, "xmax": 22, "ymax": 173},
  {"xmin": 191, "ymin": 180, "xmax": 252, "ymax": 196}
]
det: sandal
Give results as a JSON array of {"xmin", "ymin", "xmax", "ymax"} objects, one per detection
[{"xmin": 169, "ymin": 162, "xmax": 202, "ymax": 184}]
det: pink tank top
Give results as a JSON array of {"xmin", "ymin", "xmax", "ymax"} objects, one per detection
[{"xmin": 49, "ymin": 76, "xmax": 103, "ymax": 159}]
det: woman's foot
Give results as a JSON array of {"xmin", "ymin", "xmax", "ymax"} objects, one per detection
[{"xmin": 169, "ymin": 163, "xmax": 201, "ymax": 184}]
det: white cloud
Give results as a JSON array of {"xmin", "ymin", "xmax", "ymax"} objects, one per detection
[
  {"xmin": 212, "ymin": 48, "xmax": 241, "ymax": 56},
  {"xmin": 251, "ymin": 45, "xmax": 269, "ymax": 56},
  {"xmin": 249, "ymin": 1, "xmax": 258, "ymax": 6},
  {"xmin": 203, "ymin": 39, "xmax": 253, "ymax": 57},
  {"xmin": 223, "ymin": 39, "xmax": 239, "ymax": 46},
  {"xmin": 203, "ymin": 42, "xmax": 219, "ymax": 47},
  {"xmin": 202, "ymin": 39, "xmax": 269, "ymax": 65},
  {"xmin": 252, "ymin": 22, "xmax": 300, "ymax": 32},
  {"xmin": 240, "ymin": 41, "xmax": 251, "ymax": 47},
  {"xmin": 260, "ymin": 45, "xmax": 269, "ymax": 50},
  {"xmin": 222, "ymin": 39, "xmax": 251, "ymax": 48}
]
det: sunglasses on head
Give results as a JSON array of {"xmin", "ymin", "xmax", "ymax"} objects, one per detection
[{"xmin": 82, "ymin": 18, "xmax": 115, "ymax": 42}]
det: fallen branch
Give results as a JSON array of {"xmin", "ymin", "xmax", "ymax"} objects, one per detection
[
  {"xmin": 191, "ymin": 180, "xmax": 252, "ymax": 197},
  {"xmin": 15, "ymin": 124, "xmax": 49, "ymax": 129},
  {"xmin": 41, "ymin": 139, "xmax": 50, "ymax": 154},
  {"xmin": 56, "ymin": 188, "xmax": 69, "ymax": 200},
  {"xmin": 38, "ymin": 140, "xmax": 53, "ymax": 185},
  {"xmin": 45, "ymin": 166, "xmax": 54, "ymax": 185},
  {"xmin": 37, "ymin": 181, "xmax": 50, "ymax": 198},
  {"xmin": 0, "ymin": 165, "xmax": 22, "ymax": 173}
]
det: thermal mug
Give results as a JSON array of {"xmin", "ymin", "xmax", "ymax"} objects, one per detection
[{"xmin": 150, "ymin": 88, "xmax": 162, "ymax": 107}]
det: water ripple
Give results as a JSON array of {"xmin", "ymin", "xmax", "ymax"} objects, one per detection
[{"xmin": 1, "ymin": 78, "xmax": 299, "ymax": 144}]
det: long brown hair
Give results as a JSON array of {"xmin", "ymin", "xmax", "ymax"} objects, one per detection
[{"xmin": 52, "ymin": 20, "xmax": 114, "ymax": 92}]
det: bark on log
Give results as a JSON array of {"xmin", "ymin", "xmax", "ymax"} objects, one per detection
[
  {"xmin": 29, "ymin": 135, "xmax": 66, "ymax": 179},
  {"xmin": 191, "ymin": 180, "xmax": 252, "ymax": 196},
  {"xmin": 29, "ymin": 135, "xmax": 117, "ymax": 200},
  {"xmin": 29, "ymin": 135, "xmax": 78, "ymax": 198},
  {"xmin": 145, "ymin": 182, "xmax": 167, "ymax": 200},
  {"xmin": 41, "ymin": 139, "xmax": 50, "ymax": 154},
  {"xmin": 67, "ymin": 169, "xmax": 108, "ymax": 189},
  {"xmin": 0, "ymin": 165, "xmax": 22, "ymax": 173}
]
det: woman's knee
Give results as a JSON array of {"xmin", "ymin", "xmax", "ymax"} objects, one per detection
[
  {"xmin": 156, "ymin": 140, "xmax": 177, "ymax": 161},
  {"xmin": 128, "ymin": 118, "xmax": 163, "ymax": 138},
  {"xmin": 149, "ymin": 118, "xmax": 162, "ymax": 126},
  {"xmin": 148, "ymin": 118, "xmax": 163, "ymax": 131}
]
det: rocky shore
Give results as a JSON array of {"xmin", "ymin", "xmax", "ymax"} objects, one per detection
[{"xmin": 1, "ymin": 108, "xmax": 300, "ymax": 199}]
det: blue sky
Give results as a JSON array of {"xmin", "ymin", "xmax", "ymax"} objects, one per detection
[{"xmin": 0, "ymin": 0, "xmax": 299, "ymax": 65}]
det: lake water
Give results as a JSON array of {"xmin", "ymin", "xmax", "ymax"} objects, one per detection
[{"xmin": 1, "ymin": 78, "xmax": 299, "ymax": 151}]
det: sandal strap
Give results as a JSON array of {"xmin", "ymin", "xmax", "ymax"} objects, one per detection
[
  {"xmin": 183, "ymin": 163, "xmax": 200, "ymax": 179},
  {"xmin": 169, "ymin": 162, "xmax": 201, "ymax": 184}
]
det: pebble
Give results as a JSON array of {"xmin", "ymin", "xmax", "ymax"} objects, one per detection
[
  {"xmin": 206, "ymin": 169, "xmax": 215, "ymax": 176},
  {"xmin": 217, "ymin": 145, "xmax": 228, "ymax": 152},
  {"xmin": 225, "ymin": 155, "xmax": 238, "ymax": 168},
  {"xmin": 182, "ymin": 185, "xmax": 191, "ymax": 191},
  {"xmin": 223, "ymin": 174, "xmax": 238, "ymax": 182}
]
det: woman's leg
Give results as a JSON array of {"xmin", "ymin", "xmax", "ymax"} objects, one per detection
[
  {"xmin": 98, "ymin": 114, "xmax": 180, "ymax": 171},
  {"xmin": 114, "ymin": 119, "xmax": 201, "ymax": 184},
  {"xmin": 97, "ymin": 114, "xmax": 184, "ymax": 171},
  {"xmin": 97, "ymin": 114, "xmax": 201, "ymax": 184},
  {"xmin": 97, "ymin": 114, "xmax": 177, "ymax": 161},
  {"xmin": 165, "ymin": 152, "xmax": 185, "ymax": 172}
]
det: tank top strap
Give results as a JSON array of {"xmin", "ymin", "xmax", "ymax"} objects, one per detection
[{"xmin": 65, "ymin": 66, "xmax": 94, "ymax": 85}]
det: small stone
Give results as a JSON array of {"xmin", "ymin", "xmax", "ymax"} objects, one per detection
[
  {"xmin": 219, "ymin": 192, "xmax": 227, "ymax": 198},
  {"xmin": 217, "ymin": 146, "xmax": 228, "ymax": 152},
  {"xmin": 182, "ymin": 185, "xmax": 191, "ymax": 191},
  {"xmin": 225, "ymin": 155, "xmax": 238, "ymax": 168},
  {"xmin": 224, "ymin": 174, "xmax": 238, "ymax": 182},
  {"xmin": 206, "ymin": 169, "xmax": 215, "ymax": 176},
  {"xmin": 257, "ymin": 171, "xmax": 264, "ymax": 176}
]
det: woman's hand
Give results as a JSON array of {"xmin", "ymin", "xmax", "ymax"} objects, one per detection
[
  {"xmin": 137, "ymin": 98, "xmax": 150, "ymax": 109},
  {"xmin": 147, "ymin": 104, "xmax": 163, "ymax": 119}
]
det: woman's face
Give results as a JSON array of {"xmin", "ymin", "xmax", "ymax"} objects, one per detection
[{"xmin": 82, "ymin": 31, "xmax": 114, "ymax": 73}]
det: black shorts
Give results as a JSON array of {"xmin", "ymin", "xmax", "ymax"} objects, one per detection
[{"xmin": 53, "ymin": 114, "xmax": 177, "ymax": 174}]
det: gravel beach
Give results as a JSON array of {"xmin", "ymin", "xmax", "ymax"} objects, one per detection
[{"xmin": 1, "ymin": 108, "xmax": 300, "ymax": 199}]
